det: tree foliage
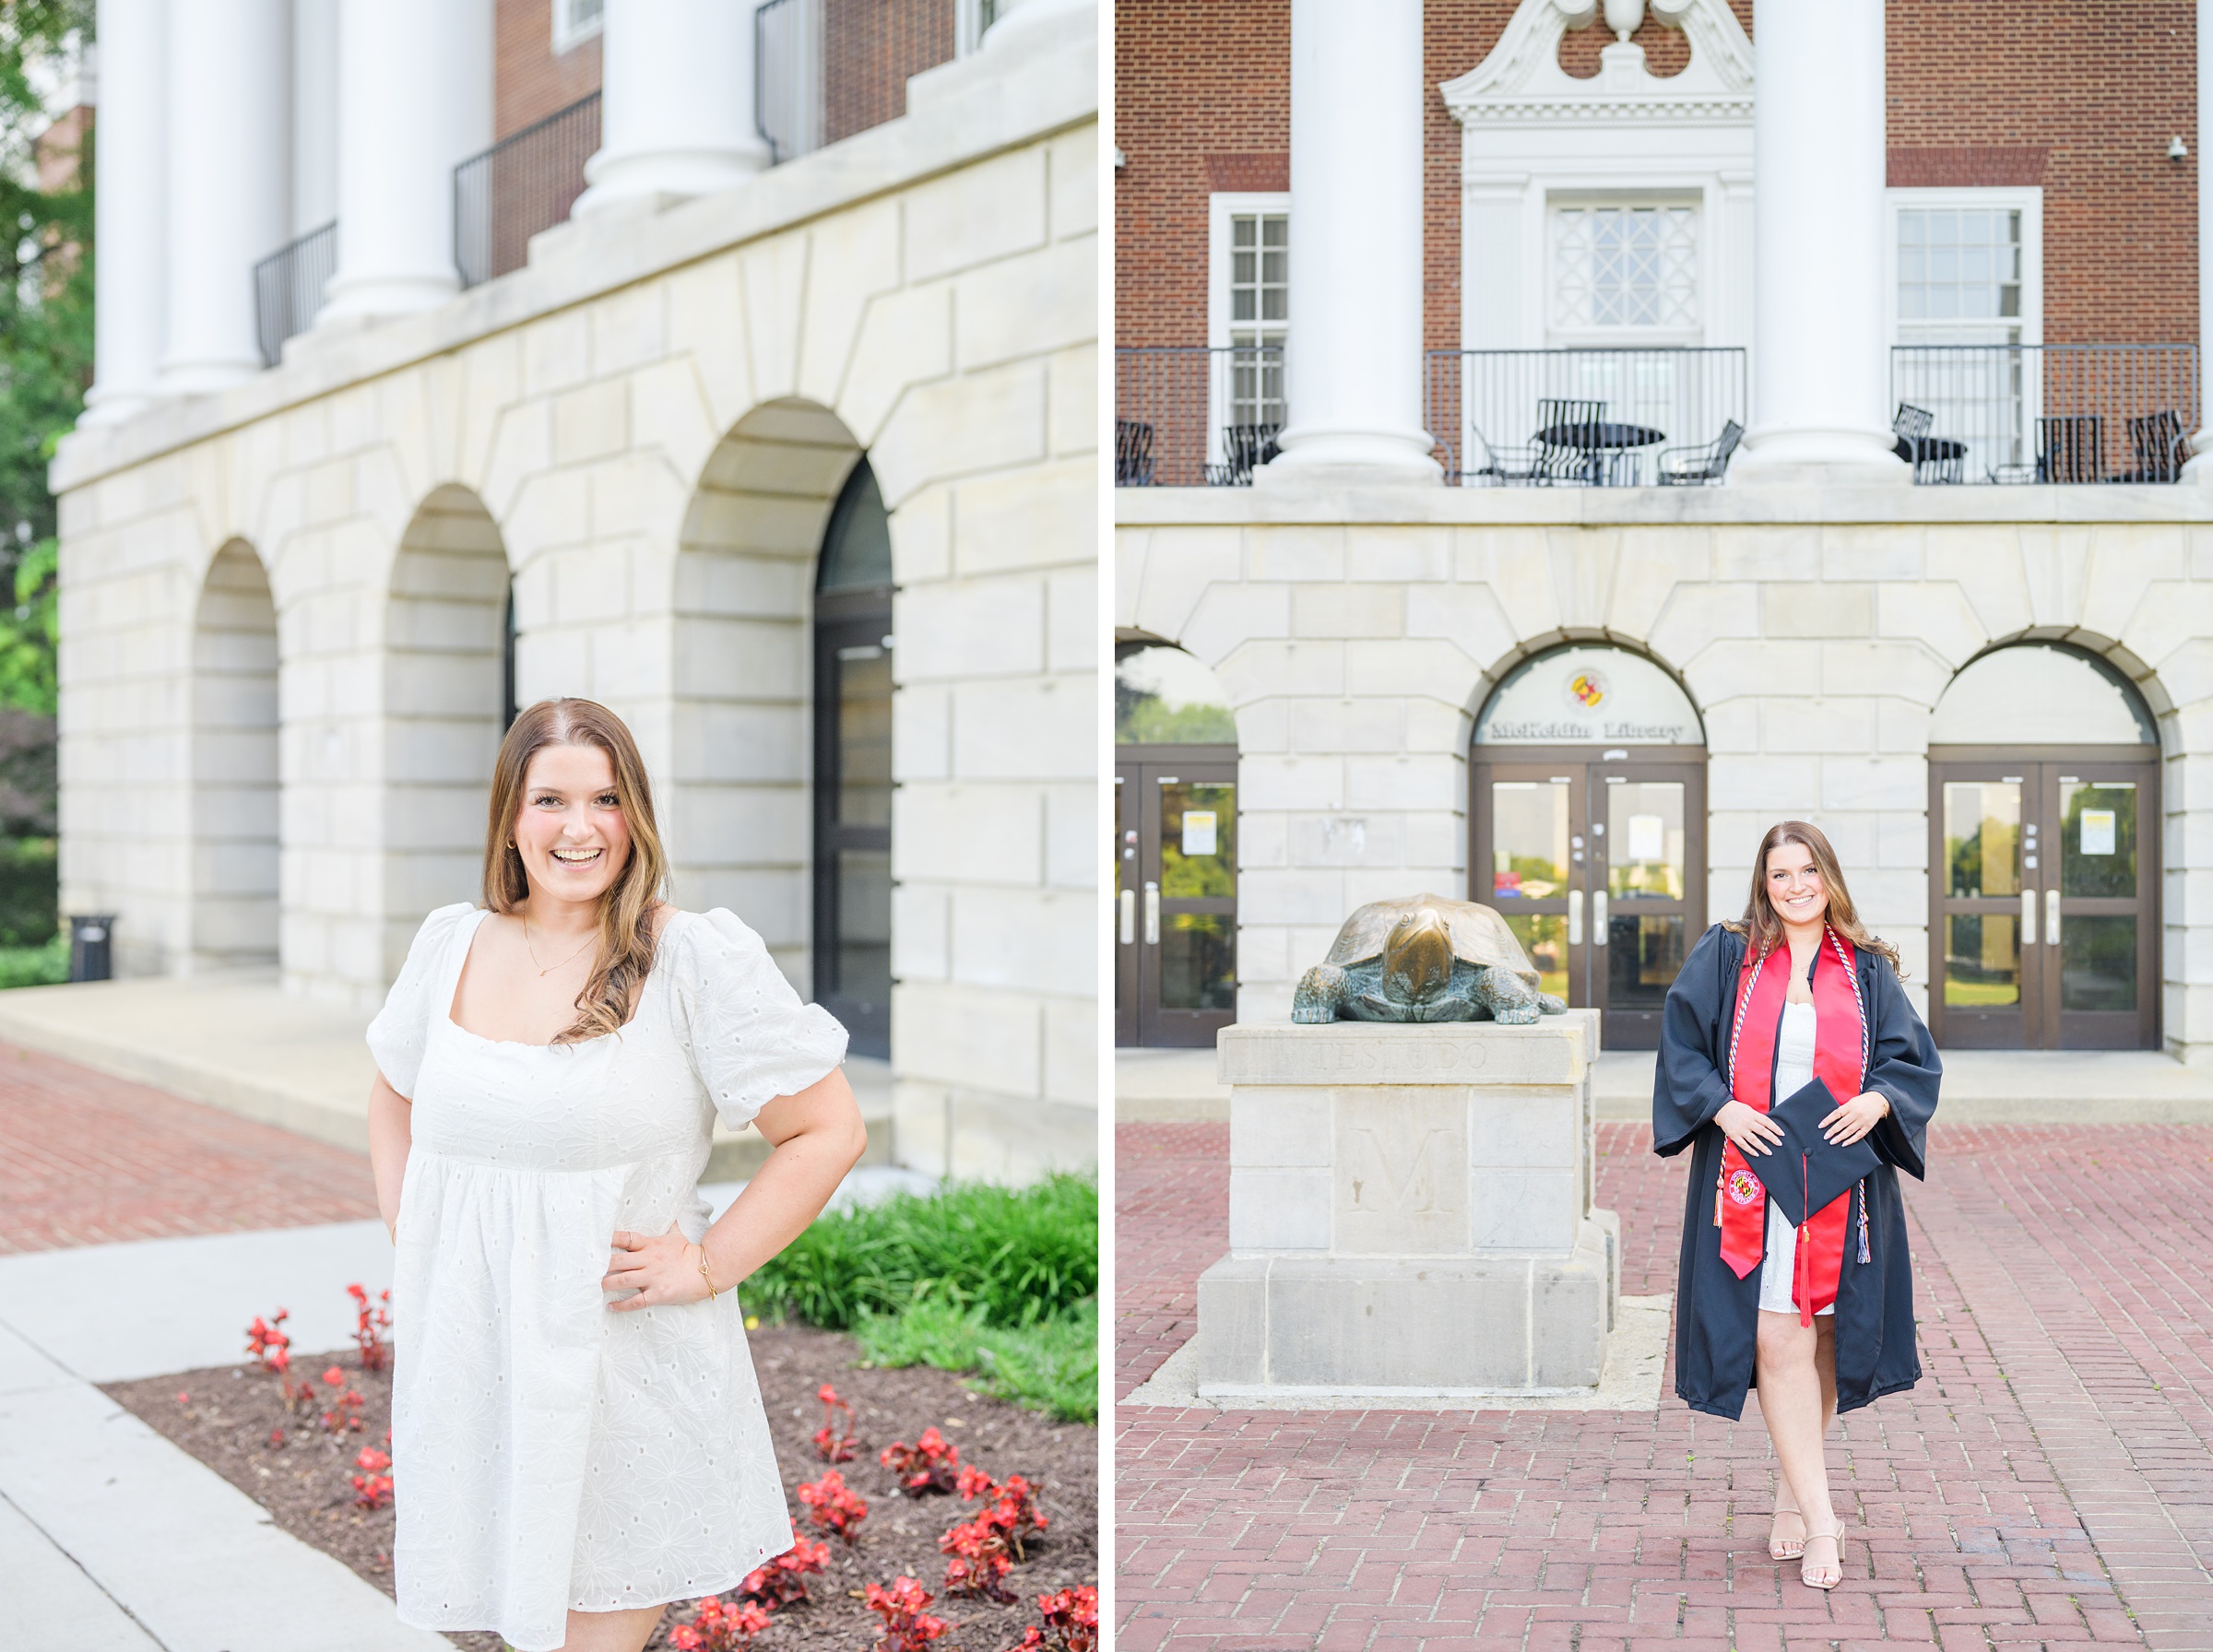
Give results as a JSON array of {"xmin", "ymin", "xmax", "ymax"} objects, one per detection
[{"xmin": 0, "ymin": 0, "xmax": 95, "ymax": 734}]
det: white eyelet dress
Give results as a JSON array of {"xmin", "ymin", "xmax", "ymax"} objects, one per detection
[
  {"xmin": 1757, "ymin": 998, "xmax": 1833, "ymax": 1317},
  {"xmin": 364, "ymin": 903, "xmax": 849, "ymax": 1651}
]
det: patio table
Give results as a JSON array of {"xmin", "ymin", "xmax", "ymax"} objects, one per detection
[{"xmin": 1534, "ymin": 420, "xmax": 1666, "ymax": 485}]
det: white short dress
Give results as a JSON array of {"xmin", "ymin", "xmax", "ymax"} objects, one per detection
[
  {"xmin": 365, "ymin": 902, "xmax": 849, "ymax": 1651},
  {"xmin": 1757, "ymin": 998, "xmax": 1833, "ymax": 1317}
]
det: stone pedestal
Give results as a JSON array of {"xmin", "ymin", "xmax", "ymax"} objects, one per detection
[{"xmin": 1195, "ymin": 1013, "xmax": 1618, "ymax": 1399}]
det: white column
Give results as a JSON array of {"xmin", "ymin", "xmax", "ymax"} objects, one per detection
[
  {"xmin": 156, "ymin": 0, "xmax": 290, "ymax": 395},
  {"xmin": 1731, "ymin": 0, "xmax": 1909, "ymax": 481},
  {"xmin": 2187, "ymin": 0, "xmax": 2213, "ymax": 477},
  {"xmin": 318, "ymin": 0, "xmax": 491, "ymax": 323},
  {"xmin": 291, "ymin": 0, "xmax": 340, "ymax": 234},
  {"xmin": 82, "ymin": 0, "xmax": 168, "ymax": 424},
  {"xmin": 1258, "ymin": 0, "xmax": 1439, "ymax": 485},
  {"xmin": 573, "ymin": 0, "xmax": 770, "ymax": 218}
]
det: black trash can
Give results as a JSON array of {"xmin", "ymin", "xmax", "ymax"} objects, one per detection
[{"xmin": 68, "ymin": 914, "xmax": 114, "ymax": 983}]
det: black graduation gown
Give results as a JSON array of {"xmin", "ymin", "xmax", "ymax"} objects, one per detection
[{"xmin": 1652, "ymin": 922, "xmax": 1942, "ymax": 1421}]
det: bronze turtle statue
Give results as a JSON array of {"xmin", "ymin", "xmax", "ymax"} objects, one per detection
[{"xmin": 1290, "ymin": 893, "xmax": 1569, "ymax": 1025}]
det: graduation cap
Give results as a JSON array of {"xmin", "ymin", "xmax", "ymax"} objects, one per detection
[{"xmin": 1745, "ymin": 1076, "xmax": 1881, "ymax": 1227}]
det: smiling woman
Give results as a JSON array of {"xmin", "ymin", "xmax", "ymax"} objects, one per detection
[{"xmin": 361, "ymin": 696, "xmax": 870, "ymax": 1652}]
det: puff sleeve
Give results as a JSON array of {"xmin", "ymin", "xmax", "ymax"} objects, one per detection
[
  {"xmin": 673, "ymin": 908, "xmax": 850, "ymax": 1131},
  {"xmin": 364, "ymin": 902, "xmax": 477, "ymax": 1099}
]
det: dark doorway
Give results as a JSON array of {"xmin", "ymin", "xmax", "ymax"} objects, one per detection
[
  {"xmin": 1115, "ymin": 641, "xmax": 1238, "ymax": 1046},
  {"xmin": 1928, "ymin": 750, "xmax": 2159, "ymax": 1050},
  {"xmin": 813, "ymin": 458, "xmax": 893, "ymax": 1058},
  {"xmin": 1471, "ymin": 749, "xmax": 1706, "ymax": 1051}
]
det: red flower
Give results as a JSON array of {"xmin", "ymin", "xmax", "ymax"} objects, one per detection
[
  {"xmin": 668, "ymin": 1594, "xmax": 772, "ymax": 1651},
  {"xmin": 738, "ymin": 1536, "xmax": 831, "ymax": 1606},
  {"xmin": 865, "ymin": 1576, "xmax": 951, "ymax": 1652},
  {"xmin": 880, "ymin": 1426, "xmax": 962, "ymax": 1494},
  {"xmin": 794, "ymin": 1469, "xmax": 868, "ymax": 1541},
  {"xmin": 813, "ymin": 1382, "xmax": 857, "ymax": 1462},
  {"xmin": 1001, "ymin": 1587, "xmax": 1098, "ymax": 1652}
]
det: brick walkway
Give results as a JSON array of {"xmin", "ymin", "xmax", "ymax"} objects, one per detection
[
  {"xmin": 0, "ymin": 1041, "xmax": 378, "ymax": 1253},
  {"xmin": 1117, "ymin": 1121, "xmax": 2213, "ymax": 1652}
]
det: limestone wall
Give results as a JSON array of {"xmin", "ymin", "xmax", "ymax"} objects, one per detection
[
  {"xmin": 1117, "ymin": 485, "xmax": 2213, "ymax": 1059},
  {"xmin": 52, "ymin": 21, "xmax": 1100, "ymax": 1180}
]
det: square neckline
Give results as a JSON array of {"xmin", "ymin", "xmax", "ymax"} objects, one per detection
[{"xmin": 443, "ymin": 905, "xmax": 683, "ymax": 1049}]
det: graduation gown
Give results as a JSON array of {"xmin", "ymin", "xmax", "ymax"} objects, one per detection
[{"xmin": 1653, "ymin": 922, "xmax": 1942, "ymax": 1421}]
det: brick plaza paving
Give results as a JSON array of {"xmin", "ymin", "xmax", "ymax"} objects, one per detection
[
  {"xmin": 0, "ymin": 1039, "xmax": 379, "ymax": 1253},
  {"xmin": 1117, "ymin": 1121, "xmax": 2213, "ymax": 1652}
]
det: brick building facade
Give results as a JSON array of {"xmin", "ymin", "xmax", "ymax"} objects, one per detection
[{"xmin": 1116, "ymin": 0, "xmax": 2199, "ymax": 353}]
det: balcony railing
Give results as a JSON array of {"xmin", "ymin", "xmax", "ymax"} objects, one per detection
[
  {"xmin": 253, "ymin": 221, "xmax": 337, "ymax": 369},
  {"xmin": 1889, "ymin": 344, "xmax": 2200, "ymax": 483},
  {"xmin": 1426, "ymin": 348, "xmax": 1749, "ymax": 486},
  {"xmin": 1115, "ymin": 347, "xmax": 1286, "ymax": 487},
  {"xmin": 453, "ymin": 92, "xmax": 601, "ymax": 291},
  {"xmin": 756, "ymin": 0, "xmax": 956, "ymax": 167}
]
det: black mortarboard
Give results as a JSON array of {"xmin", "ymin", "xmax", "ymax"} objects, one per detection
[{"xmin": 1744, "ymin": 1076, "xmax": 1881, "ymax": 1227}]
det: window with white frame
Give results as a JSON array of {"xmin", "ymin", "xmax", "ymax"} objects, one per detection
[
  {"xmin": 1207, "ymin": 195, "xmax": 1290, "ymax": 433},
  {"xmin": 1548, "ymin": 203, "xmax": 1699, "ymax": 338},
  {"xmin": 1887, "ymin": 188, "xmax": 2043, "ymax": 478},
  {"xmin": 552, "ymin": 0, "xmax": 603, "ymax": 53}
]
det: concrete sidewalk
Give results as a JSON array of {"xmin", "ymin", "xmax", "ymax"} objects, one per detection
[
  {"xmin": 1118, "ymin": 1041, "xmax": 2213, "ymax": 1123},
  {"xmin": 0, "ymin": 971, "xmax": 897, "ymax": 1177}
]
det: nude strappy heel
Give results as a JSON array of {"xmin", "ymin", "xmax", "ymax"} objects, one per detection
[
  {"xmin": 1800, "ymin": 1524, "xmax": 1844, "ymax": 1590},
  {"xmin": 1767, "ymin": 1504, "xmax": 1805, "ymax": 1561}
]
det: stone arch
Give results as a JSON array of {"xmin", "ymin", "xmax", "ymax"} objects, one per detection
[
  {"xmin": 1461, "ymin": 632, "xmax": 1699, "ymax": 738},
  {"xmin": 382, "ymin": 484, "xmax": 511, "ymax": 976},
  {"xmin": 188, "ymin": 539, "xmax": 279, "ymax": 970},
  {"xmin": 672, "ymin": 398, "xmax": 869, "ymax": 1000},
  {"xmin": 1948, "ymin": 628, "xmax": 2176, "ymax": 744}
]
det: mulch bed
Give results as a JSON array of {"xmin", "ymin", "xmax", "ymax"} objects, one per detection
[{"xmin": 102, "ymin": 1323, "xmax": 1097, "ymax": 1652}]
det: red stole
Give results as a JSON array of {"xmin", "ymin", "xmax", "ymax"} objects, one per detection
[{"xmin": 1717, "ymin": 927, "xmax": 1865, "ymax": 1325}]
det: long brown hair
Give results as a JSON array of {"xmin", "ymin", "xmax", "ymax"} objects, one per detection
[
  {"xmin": 482, "ymin": 698, "xmax": 669, "ymax": 1041},
  {"xmin": 1728, "ymin": 819, "xmax": 1904, "ymax": 977}
]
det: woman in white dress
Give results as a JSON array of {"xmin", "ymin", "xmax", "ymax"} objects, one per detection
[{"xmin": 364, "ymin": 697, "xmax": 867, "ymax": 1652}]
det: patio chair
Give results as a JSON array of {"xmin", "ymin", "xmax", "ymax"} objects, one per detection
[
  {"xmin": 1530, "ymin": 399, "xmax": 1609, "ymax": 484},
  {"xmin": 1462, "ymin": 425, "xmax": 1554, "ymax": 487},
  {"xmin": 1656, "ymin": 419, "xmax": 1744, "ymax": 486},
  {"xmin": 1115, "ymin": 419, "xmax": 1155, "ymax": 487},
  {"xmin": 1891, "ymin": 403, "xmax": 1935, "ymax": 442},
  {"xmin": 1203, "ymin": 422, "xmax": 1282, "ymax": 487},
  {"xmin": 2036, "ymin": 414, "xmax": 2105, "ymax": 483},
  {"xmin": 2124, "ymin": 409, "xmax": 2188, "ymax": 483}
]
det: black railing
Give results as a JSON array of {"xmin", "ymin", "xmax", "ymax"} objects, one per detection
[
  {"xmin": 1889, "ymin": 345, "xmax": 2201, "ymax": 483},
  {"xmin": 253, "ymin": 221, "xmax": 337, "ymax": 369},
  {"xmin": 1425, "ymin": 348, "xmax": 1749, "ymax": 486},
  {"xmin": 1115, "ymin": 347, "xmax": 1286, "ymax": 486},
  {"xmin": 454, "ymin": 92, "xmax": 601, "ymax": 290},
  {"xmin": 755, "ymin": 0, "xmax": 956, "ymax": 166}
]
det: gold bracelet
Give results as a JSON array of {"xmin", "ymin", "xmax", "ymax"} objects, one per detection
[{"xmin": 695, "ymin": 1242, "xmax": 721, "ymax": 1302}]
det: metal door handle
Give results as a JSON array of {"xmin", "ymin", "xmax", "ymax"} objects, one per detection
[
  {"xmin": 1144, "ymin": 881, "xmax": 1160, "ymax": 945},
  {"xmin": 1119, "ymin": 888, "xmax": 1135, "ymax": 945},
  {"xmin": 1592, "ymin": 889, "xmax": 1608, "ymax": 945},
  {"xmin": 2021, "ymin": 889, "xmax": 2037, "ymax": 945},
  {"xmin": 2046, "ymin": 888, "xmax": 2061, "ymax": 948},
  {"xmin": 1568, "ymin": 889, "xmax": 1583, "ymax": 946}
]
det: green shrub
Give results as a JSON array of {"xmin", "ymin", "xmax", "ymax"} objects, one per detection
[
  {"xmin": 0, "ymin": 932, "xmax": 65, "ymax": 987},
  {"xmin": 0, "ymin": 837, "xmax": 55, "ymax": 948},
  {"xmin": 853, "ymin": 1298, "xmax": 1098, "ymax": 1425},
  {"xmin": 743, "ymin": 1173, "xmax": 1096, "ymax": 1331}
]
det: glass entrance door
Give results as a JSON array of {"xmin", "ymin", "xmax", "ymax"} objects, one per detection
[
  {"xmin": 1115, "ymin": 754, "xmax": 1237, "ymax": 1046},
  {"xmin": 1473, "ymin": 753, "xmax": 1704, "ymax": 1050},
  {"xmin": 1931, "ymin": 754, "xmax": 2158, "ymax": 1049}
]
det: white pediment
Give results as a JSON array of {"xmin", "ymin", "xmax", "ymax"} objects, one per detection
[{"xmin": 1441, "ymin": 0, "xmax": 1754, "ymax": 124}]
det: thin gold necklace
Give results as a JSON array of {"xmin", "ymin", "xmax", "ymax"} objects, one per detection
[{"xmin": 521, "ymin": 916, "xmax": 596, "ymax": 977}]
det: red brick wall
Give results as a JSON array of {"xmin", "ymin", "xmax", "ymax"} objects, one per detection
[
  {"xmin": 1887, "ymin": 2, "xmax": 2197, "ymax": 346},
  {"xmin": 498, "ymin": 0, "xmax": 601, "ymax": 140},
  {"xmin": 1116, "ymin": 1, "xmax": 2200, "ymax": 354},
  {"xmin": 824, "ymin": 0, "xmax": 957, "ymax": 146}
]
